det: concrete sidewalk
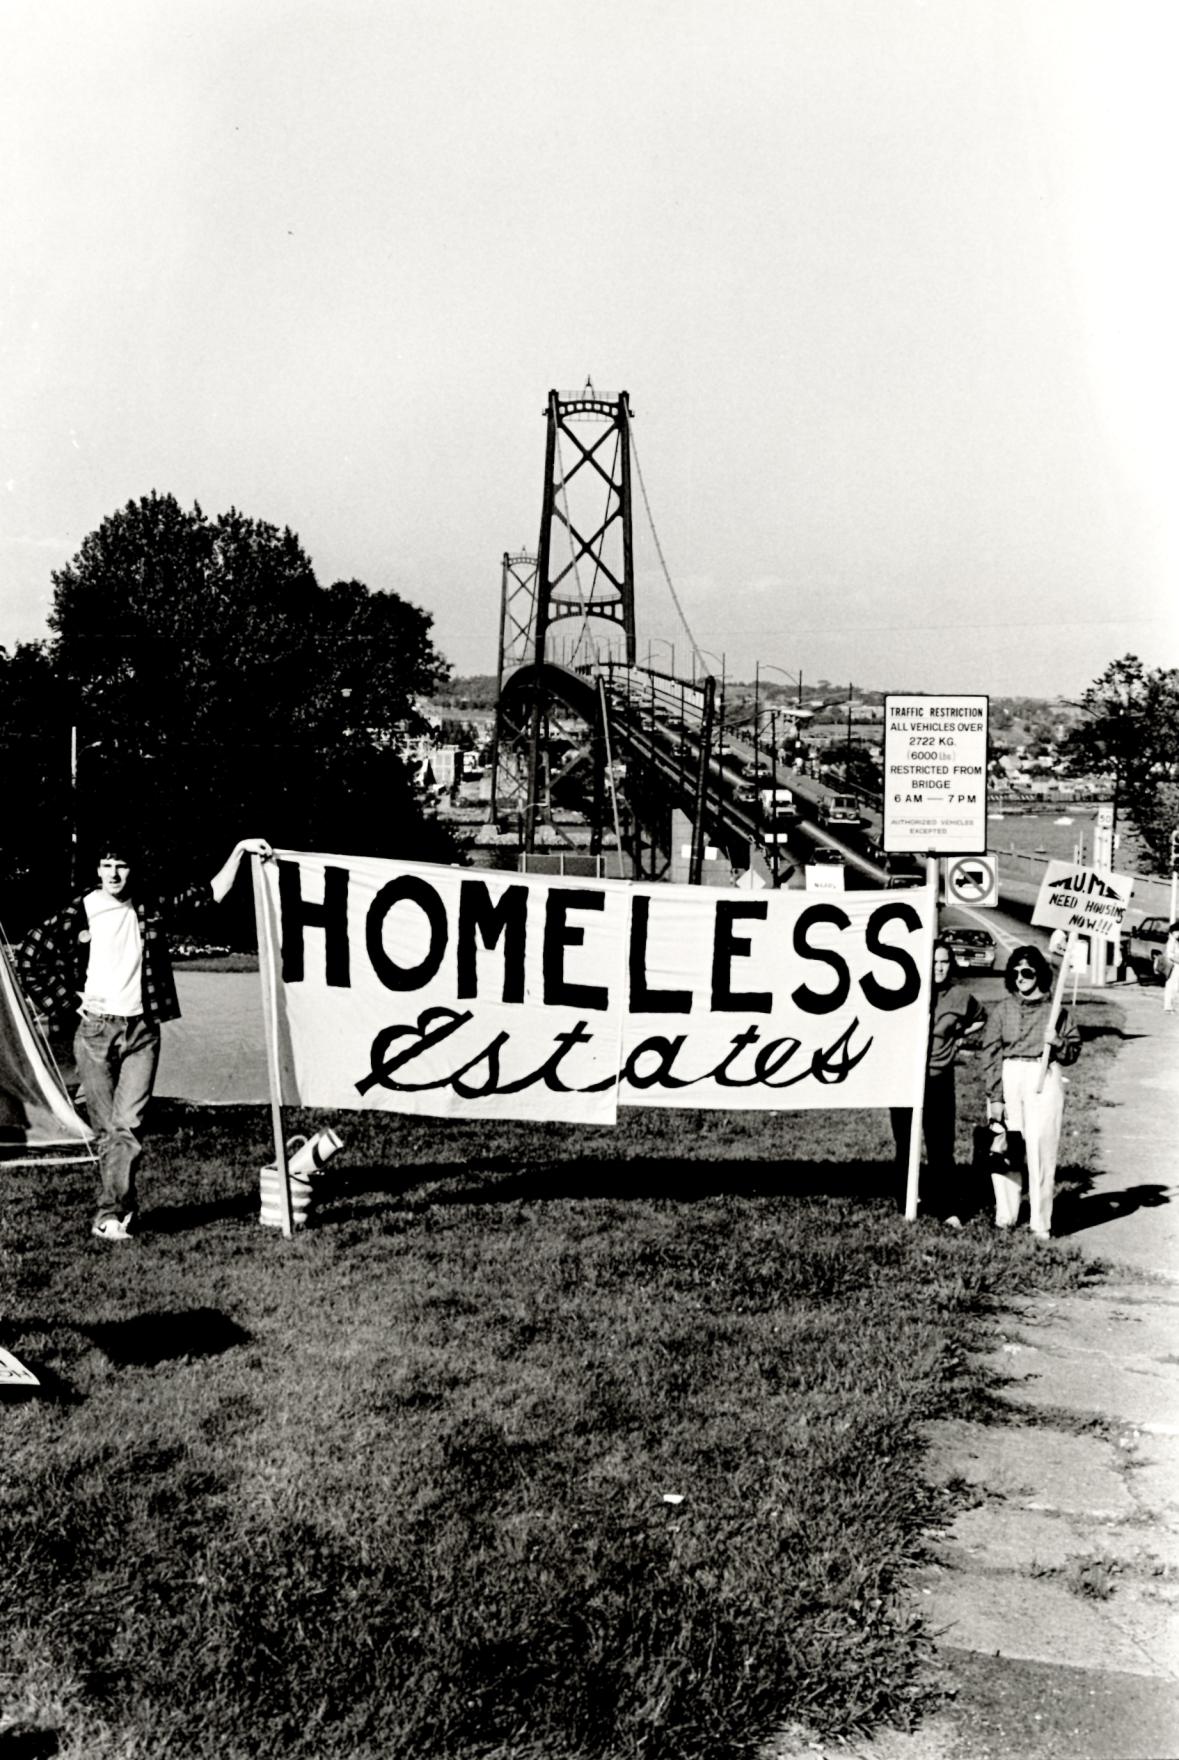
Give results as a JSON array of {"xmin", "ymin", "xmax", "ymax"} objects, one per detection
[{"xmin": 775, "ymin": 984, "xmax": 1179, "ymax": 1760}]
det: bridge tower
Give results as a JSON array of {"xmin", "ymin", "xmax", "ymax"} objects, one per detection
[
  {"xmin": 534, "ymin": 386, "xmax": 636, "ymax": 668},
  {"xmin": 491, "ymin": 388, "xmax": 638, "ymax": 848}
]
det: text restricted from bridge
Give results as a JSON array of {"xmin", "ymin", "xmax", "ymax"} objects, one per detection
[
  {"xmin": 882, "ymin": 694, "xmax": 989, "ymax": 854},
  {"xmin": 257, "ymin": 852, "xmax": 936, "ymax": 1124}
]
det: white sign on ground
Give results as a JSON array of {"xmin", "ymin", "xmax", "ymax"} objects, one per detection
[
  {"xmin": 0, "ymin": 1348, "xmax": 38, "ymax": 1387},
  {"xmin": 944, "ymin": 854, "xmax": 998, "ymax": 909},
  {"xmin": 1033, "ymin": 862, "xmax": 1135, "ymax": 938},
  {"xmin": 883, "ymin": 695, "xmax": 988, "ymax": 854},
  {"xmin": 805, "ymin": 864, "xmax": 846, "ymax": 893}
]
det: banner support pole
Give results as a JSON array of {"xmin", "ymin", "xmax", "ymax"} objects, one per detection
[
  {"xmin": 251, "ymin": 853, "xmax": 295, "ymax": 1239},
  {"xmin": 904, "ymin": 853, "xmax": 939, "ymax": 1222}
]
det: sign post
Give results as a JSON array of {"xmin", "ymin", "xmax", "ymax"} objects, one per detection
[
  {"xmin": 252, "ymin": 853, "xmax": 295, "ymax": 1239},
  {"xmin": 883, "ymin": 695, "xmax": 990, "ymax": 1222}
]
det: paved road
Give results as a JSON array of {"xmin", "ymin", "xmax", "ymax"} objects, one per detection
[{"xmin": 156, "ymin": 970, "xmax": 268, "ymax": 1103}]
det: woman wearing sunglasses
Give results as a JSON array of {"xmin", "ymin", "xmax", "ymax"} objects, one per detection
[{"xmin": 981, "ymin": 943, "xmax": 1081, "ymax": 1237}]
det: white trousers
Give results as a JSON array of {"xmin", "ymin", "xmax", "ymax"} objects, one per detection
[
  {"xmin": 1164, "ymin": 962, "xmax": 1179, "ymax": 1010},
  {"xmin": 992, "ymin": 1058, "xmax": 1065, "ymax": 1236}
]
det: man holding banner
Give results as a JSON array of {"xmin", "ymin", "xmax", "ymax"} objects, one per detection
[
  {"xmin": 981, "ymin": 944, "xmax": 1080, "ymax": 1238},
  {"xmin": 18, "ymin": 836, "xmax": 272, "ymax": 1240}
]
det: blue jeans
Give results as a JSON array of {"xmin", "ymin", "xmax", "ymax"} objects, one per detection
[{"xmin": 74, "ymin": 1013, "xmax": 161, "ymax": 1224}]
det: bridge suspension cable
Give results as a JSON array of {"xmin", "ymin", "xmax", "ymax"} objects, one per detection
[{"xmin": 625, "ymin": 407, "xmax": 705, "ymax": 678}]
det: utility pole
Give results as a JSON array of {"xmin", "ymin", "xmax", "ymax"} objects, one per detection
[
  {"xmin": 770, "ymin": 710, "xmax": 779, "ymax": 888},
  {"xmin": 689, "ymin": 677, "xmax": 716, "ymax": 885}
]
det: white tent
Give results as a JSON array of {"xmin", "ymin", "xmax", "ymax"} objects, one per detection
[{"xmin": 0, "ymin": 938, "xmax": 92, "ymax": 1164}]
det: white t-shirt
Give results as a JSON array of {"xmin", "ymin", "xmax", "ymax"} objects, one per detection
[{"xmin": 81, "ymin": 890, "xmax": 144, "ymax": 1016}]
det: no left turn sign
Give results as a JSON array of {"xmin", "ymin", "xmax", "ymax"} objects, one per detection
[{"xmin": 945, "ymin": 854, "xmax": 998, "ymax": 908}]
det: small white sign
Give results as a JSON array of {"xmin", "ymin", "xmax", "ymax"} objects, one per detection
[
  {"xmin": 0, "ymin": 1348, "xmax": 39, "ymax": 1388},
  {"xmin": 805, "ymin": 864, "xmax": 846, "ymax": 892},
  {"xmin": 883, "ymin": 695, "xmax": 988, "ymax": 854},
  {"xmin": 1033, "ymin": 861, "xmax": 1134, "ymax": 938},
  {"xmin": 944, "ymin": 854, "xmax": 998, "ymax": 909}
]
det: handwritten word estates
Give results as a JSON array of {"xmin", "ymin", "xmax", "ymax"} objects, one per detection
[{"xmin": 274, "ymin": 861, "xmax": 924, "ymax": 1101}]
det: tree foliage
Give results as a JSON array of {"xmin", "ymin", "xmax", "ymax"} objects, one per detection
[
  {"xmin": 2, "ymin": 493, "xmax": 457, "ymax": 932},
  {"xmin": 1059, "ymin": 655, "xmax": 1179, "ymax": 871},
  {"xmin": 0, "ymin": 641, "xmax": 72, "ymax": 933}
]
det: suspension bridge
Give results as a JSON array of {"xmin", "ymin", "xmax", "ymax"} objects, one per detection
[{"xmin": 482, "ymin": 386, "xmax": 912, "ymax": 892}]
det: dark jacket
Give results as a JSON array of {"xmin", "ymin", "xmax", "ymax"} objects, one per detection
[
  {"xmin": 981, "ymin": 992, "xmax": 1080, "ymax": 1100},
  {"xmin": 17, "ymin": 883, "xmax": 211, "ymax": 1026}
]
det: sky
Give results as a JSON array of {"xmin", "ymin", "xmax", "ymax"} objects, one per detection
[{"xmin": 3, "ymin": 0, "xmax": 1176, "ymax": 698}]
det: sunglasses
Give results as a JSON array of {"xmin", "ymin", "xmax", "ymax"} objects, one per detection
[{"xmin": 1011, "ymin": 964, "xmax": 1037, "ymax": 976}]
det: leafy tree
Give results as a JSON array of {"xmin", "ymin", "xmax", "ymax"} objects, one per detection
[
  {"xmin": 9, "ymin": 492, "xmax": 457, "ymax": 917},
  {"xmin": 0, "ymin": 642, "xmax": 73, "ymax": 934},
  {"xmin": 1059, "ymin": 655, "xmax": 1179, "ymax": 871}
]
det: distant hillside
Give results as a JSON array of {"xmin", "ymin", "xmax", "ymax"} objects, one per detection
[
  {"xmin": 434, "ymin": 676, "xmax": 1079, "ymax": 733},
  {"xmin": 435, "ymin": 675, "xmax": 497, "ymax": 708}
]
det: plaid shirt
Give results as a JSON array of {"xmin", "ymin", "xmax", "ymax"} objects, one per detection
[{"xmin": 17, "ymin": 882, "xmax": 213, "ymax": 1026}]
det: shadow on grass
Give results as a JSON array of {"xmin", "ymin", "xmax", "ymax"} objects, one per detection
[
  {"xmin": 1080, "ymin": 1025, "xmax": 1152, "ymax": 1044},
  {"xmin": 144, "ymin": 1190, "xmax": 259, "ymax": 1234},
  {"xmin": 316, "ymin": 1154, "xmax": 907, "ymax": 1223},
  {"xmin": 83, "ymin": 1308, "xmax": 250, "ymax": 1367},
  {"xmin": 0, "ymin": 1728, "xmax": 60, "ymax": 1759}
]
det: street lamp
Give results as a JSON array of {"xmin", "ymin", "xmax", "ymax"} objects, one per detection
[
  {"xmin": 753, "ymin": 662, "xmax": 802, "ymax": 781},
  {"xmin": 697, "ymin": 648, "xmax": 727, "ymax": 765},
  {"xmin": 646, "ymin": 636, "xmax": 676, "ymax": 676}
]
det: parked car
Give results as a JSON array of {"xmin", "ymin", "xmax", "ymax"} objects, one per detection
[
  {"xmin": 810, "ymin": 847, "xmax": 844, "ymax": 865},
  {"xmin": 941, "ymin": 927, "xmax": 997, "ymax": 971},
  {"xmin": 1127, "ymin": 915, "xmax": 1170, "ymax": 981}
]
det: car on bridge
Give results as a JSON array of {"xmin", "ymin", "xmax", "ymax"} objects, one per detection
[
  {"xmin": 942, "ymin": 927, "xmax": 997, "ymax": 972},
  {"xmin": 820, "ymin": 793, "xmax": 861, "ymax": 830}
]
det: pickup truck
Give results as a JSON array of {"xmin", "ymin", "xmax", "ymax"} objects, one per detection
[{"xmin": 1127, "ymin": 915, "xmax": 1171, "ymax": 981}]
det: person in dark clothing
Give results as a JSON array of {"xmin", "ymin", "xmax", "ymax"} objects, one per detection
[
  {"xmin": 891, "ymin": 936, "xmax": 986, "ymax": 1226},
  {"xmin": 18, "ymin": 837, "xmax": 271, "ymax": 1239}
]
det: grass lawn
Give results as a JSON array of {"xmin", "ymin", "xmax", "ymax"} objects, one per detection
[{"xmin": 0, "ymin": 986, "xmax": 1122, "ymax": 1760}]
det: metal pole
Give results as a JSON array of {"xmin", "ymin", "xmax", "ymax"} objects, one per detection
[
  {"xmin": 903, "ymin": 853, "xmax": 940, "ymax": 1221},
  {"xmin": 70, "ymin": 722, "xmax": 79, "ymax": 890},
  {"xmin": 689, "ymin": 677, "xmax": 716, "ymax": 885},
  {"xmin": 770, "ymin": 711, "xmax": 779, "ymax": 887},
  {"xmin": 753, "ymin": 662, "xmax": 760, "ymax": 785}
]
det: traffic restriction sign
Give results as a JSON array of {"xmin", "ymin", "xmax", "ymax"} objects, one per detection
[{"xmin": 944, "ymin": 854, "xmax": 998, "ymax": 908}]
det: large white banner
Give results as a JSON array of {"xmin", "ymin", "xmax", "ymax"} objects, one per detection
[{"xmin": 258, "ymin": 853, "xmax": 936, "ymax": 1123}]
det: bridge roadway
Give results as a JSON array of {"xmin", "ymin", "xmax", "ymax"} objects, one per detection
[{"xmin": 505, "ymin": 659, "xmax": 900, "ymax": 887}]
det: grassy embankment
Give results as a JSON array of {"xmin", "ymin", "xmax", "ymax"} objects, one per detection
[{"xmin": 0, "ymin": 992, "xmax": 1122, "ymax": 1760}]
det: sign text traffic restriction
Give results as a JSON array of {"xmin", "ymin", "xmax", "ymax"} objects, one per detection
[{"xmin": 883, "ymin": 695, "xmax": 989, "ymax": 855}]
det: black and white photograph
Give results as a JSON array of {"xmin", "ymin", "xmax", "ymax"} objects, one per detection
[{"xmin": 2, "ymin": 4, "xmax": 1177, "ymax": 1757}]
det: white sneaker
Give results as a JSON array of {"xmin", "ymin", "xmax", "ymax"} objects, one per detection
[{"xmin": 91, "ymin": 1216, "xmax": 132, "ymax": 1241}]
